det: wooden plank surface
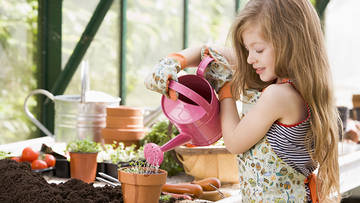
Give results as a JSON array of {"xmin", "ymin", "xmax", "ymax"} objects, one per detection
[{"xmin": 175, "ymin": 146, "xmax": 231, "ymax": 155}]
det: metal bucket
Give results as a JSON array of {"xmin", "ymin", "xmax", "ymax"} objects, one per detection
[{"xmin": 24, "ymin": 89, "xmax": 120, "ymax": 143}]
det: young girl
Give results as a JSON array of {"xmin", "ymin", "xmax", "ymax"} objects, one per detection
[{"xmin": 145, "ymin": 0, "xmax": 340, "ymax": 202}]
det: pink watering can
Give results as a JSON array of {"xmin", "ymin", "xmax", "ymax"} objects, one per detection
[{"xmin": 144, "ymin": 56, "xmax": 222, "ymax": 166}]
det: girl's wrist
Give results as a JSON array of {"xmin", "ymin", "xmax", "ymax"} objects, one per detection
[
  {"xmin": 218, "ymin": 82, "xmax": 233, "ymax": 101},
  {"xmin": 167, "ymin": 53, "xmax": 187, "ymax": 70}
]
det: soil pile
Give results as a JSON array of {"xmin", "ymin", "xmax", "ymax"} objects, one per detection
[{"xmin": 0, "ymin": 159, "xmax": 123, "ymax": 203}]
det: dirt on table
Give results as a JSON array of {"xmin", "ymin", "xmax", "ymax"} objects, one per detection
[{"xmin": 0, "ymin": 159, "xmax": 123, "ymax": 203}]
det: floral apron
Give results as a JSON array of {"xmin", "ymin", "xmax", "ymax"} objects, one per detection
[
  {"xmin": 237, "ymin": 82, "xmax": 317, "ymax": 203},
  {"xmin": 237, "ymin": 136, "xmax": 308, "ymax": 202}
]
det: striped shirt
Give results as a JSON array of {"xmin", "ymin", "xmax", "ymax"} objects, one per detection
[{"xmin": 266, "ymin": 102, "xmax": 316, "ymax": 202}]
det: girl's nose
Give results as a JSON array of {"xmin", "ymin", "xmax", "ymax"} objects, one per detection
[{"xmin": 247, "ymin": 53, "xmax": 256, "ymax": 64}]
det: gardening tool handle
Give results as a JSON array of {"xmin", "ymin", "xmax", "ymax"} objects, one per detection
[
  {"xmin": 98, "ymin": 172, "xmax": 120, "ymax": 183},
  {"xmin": 196, "ymin": 56, "xmax": 214, "ymax": 78},
  {"xmin": 24, "ymin": 89, "xmax": 55, "ymax": 137},
  {"xmin": 168, "ymin": 81, "xmax": 212, "ymax": 113},
  {"xmin": 162, "ymin": 183, "xmax": 203, "ymax": 197},
  {"xmin": 96, "ymin": 177, "xmax": 120, "ymax": 187}
]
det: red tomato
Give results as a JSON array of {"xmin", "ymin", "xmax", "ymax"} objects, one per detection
[
  {"xmin": 11, "ymin": 157, "xmax": 21, "ymax": 162},
  {"xmin": 44, "ymin": 154, "xmax": 56, "ymax": 167},
  {"xmin": 31, "ymin": 159, "xmax": 48, "ymax": 170},
  {"xmin": 21, "ymin": 147, "xmax": 39, "ymax": 162}
]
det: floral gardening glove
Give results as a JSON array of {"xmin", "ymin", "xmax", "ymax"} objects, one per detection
[
  {"xmin": 200, "ymin": 46, "xmax": 234, "ymax": 93},
  {"xmin": 144, "ymin": 57, "xmax": 181, "ymax": 98}
]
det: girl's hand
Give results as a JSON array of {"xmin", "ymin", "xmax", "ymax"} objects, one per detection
[
  {"xmin": 144, "ymin": 57, "xmax": 181, "ymax": 98},
  {"xmin": 144, "ymin": 46, "xmax": 233, "ymax": 99},
  {"xmin": 201, "ymin": 46, "xmax": 234, "ymax": 93}
]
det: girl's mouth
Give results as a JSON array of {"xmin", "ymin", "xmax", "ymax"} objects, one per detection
[{"xmin": 255, "ymin": 68, "xmax": 265, "ymax": 74}]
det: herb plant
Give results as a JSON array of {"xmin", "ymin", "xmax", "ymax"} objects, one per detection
[
  {"xmin": 97, "ymin": 142, "xmax": 144, "ymax": 164},
  {"xmin": 159, "ymin": 194, "xmax": 174, "ymax": 203},
  {"xmin": 0, "ymin": 151, "xmax": 11, "ymax": 160},
  {"xmin": 66, "ymin": 139, "xmax": 101, "ymax": 153},
  {"xmin": 121, "ymin": 159, "xmax": 159, "ymax": 174}
]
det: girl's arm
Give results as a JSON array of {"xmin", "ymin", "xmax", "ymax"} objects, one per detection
[
  {"xmin": 177, "ymin": 46, "xmax": 236, "ymax": 68},
  {"xmin": 178, "ymin": 46, "xmax": 202, "ymax": 68},
  {"xmin": 220, "ymin": 84, "xmax": 286, "ymax": 154}
]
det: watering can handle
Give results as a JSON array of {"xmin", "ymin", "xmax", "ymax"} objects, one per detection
[
  {"xmin": 196, "ymin": 56, "xmax": 214, "ymax": 77},
  {"xmin": 168, "ymin": 56, "xmax": 213, "ymax": 98},
  {"xmin": 23, "ymin": 89, "xmax": 55, "ymax": 137},
  {"xmin": 168, "ymin": 81, "xmax": 212, "ymax": 113}
]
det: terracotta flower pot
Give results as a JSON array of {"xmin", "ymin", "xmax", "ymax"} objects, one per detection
[
  {"xmin": 102, "ymin": 128, "xmax": 145, "ymax": 147},
  {"xmin": 106, "ymin": 116, "xmax": 143, "ymax": 129},
  {"xmin": 70, "ymin": 152, "xmax": 98, "ymax": 183},
  {"xmin": 118, "ymin": 167, "xmax": 167, "ymax": 203},
  {"xmin": 107, "ymin": 106, "xmax": 143, "ymax": 117}
]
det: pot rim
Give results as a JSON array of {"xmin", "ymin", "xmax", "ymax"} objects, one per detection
[
  {"xmin": 118, "ymin": 167, "xmax": 168, "ymax": 176},
  {"xmin": 118, "ymin": 167, "xmax": 167, "ymax": 185}
]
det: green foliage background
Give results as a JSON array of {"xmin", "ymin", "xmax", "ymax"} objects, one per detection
[
  {"xmin": 0, "ymin": 0, "xmax": 38, "ymax": 144},
  {"xmin": 0, "ymin": 0, "xmax": 235, "ymax": 144},
  {"xmin": 0, "ymin": 0, "xmax": 328, "ymax": 144}
]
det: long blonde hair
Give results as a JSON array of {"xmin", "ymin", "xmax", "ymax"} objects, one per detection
[{"xmin": 229, "ymin": 0, "xmax": 340, "ymax": 201}]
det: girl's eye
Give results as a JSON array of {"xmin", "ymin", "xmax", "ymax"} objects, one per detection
[{"xmin": 256, "ymin": 50, "xmax": 263, "ymax": 54}]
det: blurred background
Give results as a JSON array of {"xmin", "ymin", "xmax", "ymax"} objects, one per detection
[{"xmin": 0, "ymin": 0, "xmax": 358, "ymax": 144}]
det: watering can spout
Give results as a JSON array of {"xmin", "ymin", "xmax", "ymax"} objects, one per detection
[
  {"xmin": 144, "ymin": 133, "xmax": 192, "ymax": 166},
  {"xmin": 160, "ymin": 133, "xmax": 192, "ymax": 152}
]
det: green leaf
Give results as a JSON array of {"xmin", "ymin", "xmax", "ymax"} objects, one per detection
[
  {"xmin": 65, "ymin": 139, "xmax": 101, "ymax": 153},
  {"xmin": 0, "ymin": 151, "xmax": 11, "ymax": 160}
]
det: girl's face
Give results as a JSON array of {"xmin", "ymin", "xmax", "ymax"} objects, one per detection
[{"xmin": 242, "ymin": 25, "xmax": 277, "ymax": 82}]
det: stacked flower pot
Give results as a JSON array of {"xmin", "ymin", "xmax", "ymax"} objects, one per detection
[{"xmin": 101, "ymin": 106, "xmax": 145, "ymax": 148}]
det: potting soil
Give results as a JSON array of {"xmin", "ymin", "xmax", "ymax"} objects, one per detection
[{"xmin": 0, "ymin": 159, "xmax": 123, "ymax": 203}]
